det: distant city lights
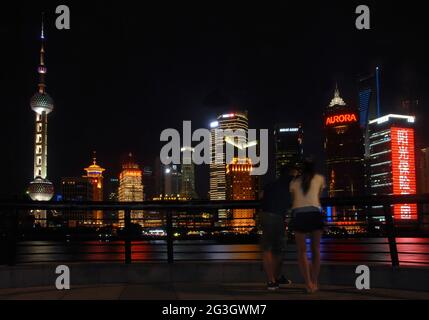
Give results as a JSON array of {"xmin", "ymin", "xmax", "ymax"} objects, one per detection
[
  {"xmin": 279, "ymin": 128, "xmax": 299, "ymax": 133},
  {"xmin": 369, "ymin": 114, "xmax": 415, "ymax": 125}
]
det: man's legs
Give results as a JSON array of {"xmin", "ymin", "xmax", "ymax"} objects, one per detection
[
  {"xmin": 274, "ymin": 220, "xmax": 287, "ymax": 281},
  {"xmin": 262, "ymin": 212, "xmax": 277, "ymax": 284},
  {"xmin": 273, "ymin": 252, "xmax": 283, "ymax": 280},
  {"xmin": 263, "ymin": 250, "xmax": 276, "ymax": 283}
]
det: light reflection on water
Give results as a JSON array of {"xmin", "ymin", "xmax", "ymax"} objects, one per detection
[{"xmin": 16, "ymin": 238, "xmax": 429, "ymax": 265}]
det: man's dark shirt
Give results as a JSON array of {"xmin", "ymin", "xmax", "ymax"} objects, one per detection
[{"xmin": 261, "ymin": 176, "xmax": 293, "ymax": 216}]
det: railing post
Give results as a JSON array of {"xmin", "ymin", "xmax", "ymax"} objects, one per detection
[
  {"xmin": 124, "ymin": 209, "xmax": 132, "ymax": 264},
  {"xmin": 383, "ymin": 204, "xmax": 399, "ymax": 267},
  {"xmin": 166, "ymin": 210, "xmax": 174, "ymax": 264}
]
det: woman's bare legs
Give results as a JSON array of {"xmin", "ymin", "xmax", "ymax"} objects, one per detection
[
  {"xmin": 310, "ymin": 230, "xmax": 322, "ymax": 291},
  {"xmin": 295, "ymin": 232, "xmax": 314, "ymax": 292}
]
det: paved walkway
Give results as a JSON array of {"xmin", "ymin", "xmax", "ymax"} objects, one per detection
[{"xmin": 1, "ymin": 283, "xmax": 428, "ymax": 300}]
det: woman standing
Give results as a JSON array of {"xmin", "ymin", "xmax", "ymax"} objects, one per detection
[{"xmin": 289, "ymin": 159, "xmax": 325, "ymax": 293}]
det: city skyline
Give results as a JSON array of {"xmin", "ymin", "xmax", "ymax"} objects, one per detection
[
  {"xmin": 4, "ymin": 2, "xmax": 429, "ymax": 198},
  {"xmin": 2, "ymin": 2, "xmax": 429, "ymax": 305}
]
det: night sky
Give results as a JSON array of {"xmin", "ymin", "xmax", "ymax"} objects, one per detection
[{"xmin": 3, "ymin": 1, "xmax": 429, "ymax": 198}]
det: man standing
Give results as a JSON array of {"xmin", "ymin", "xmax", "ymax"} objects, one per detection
[{"xmin": 260, "ymin": 165, "xmax": 297, "ymax": 290}]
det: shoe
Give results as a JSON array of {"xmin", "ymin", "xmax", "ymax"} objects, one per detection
[
  {"xmin": 305, "ymin": 286, "xmax": 316, "ymax": 294},
  {"xmin": 305, "ymin": 283, "xmax": 318, "ymax": 294},
  {"xmin": 277, "ymin": 275, "xmax": 292, "ymax": 286},
  {"xmin": 267, "ymin": 281, "xmax": 280, "ymax": 291},
  {"xmin": 313, "ymin": 283, "xmax": 319, "ymax": 292}
]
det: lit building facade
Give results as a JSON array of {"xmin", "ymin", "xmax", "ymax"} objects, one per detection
[
  {"xmin": 83, "ymin": 153, "xmax": 105, "ymax": 225},
  {"xmin": 152, "ymin": 194, "xmax": 213, "ymax": 232},
  {"xmin": 368, "ymin": 114, "xmax": 418, "ymax": 222},
  {"xmin": 27, "ymin": 17, "xmax": 55, "ymax": 227},
  {"xmin": 225, "ymin": 158, "xmax": 257, "ymax": 232},
  {"xmin": 118, "ymin": 153, "xmax": 144, "ymax": 227},
  {"xmin": 180, "ymin": 147, "xmax": 198, "ymax": 199},
  {"xmin": 61, "ymin": 177, "xmax": 93, "ymax": 227},
  {"xmin": 274, "ymin": 123, "xmax": 303, "ymax": 178},
  {"xmin": 324, "ymin": 85, "xmax": 365, "ymax": 229},
  {"xmin": 210, "ymin": 112, "xmax": 249, "ymax": 225},
  {"xmin": 209, "ymin": 111, "xmax": 249, "ymax": 201}
]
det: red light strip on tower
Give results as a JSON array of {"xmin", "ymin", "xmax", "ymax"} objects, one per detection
[{"xmin": 391, "ymin": 127, "xmax": 417, "ymax": 220}]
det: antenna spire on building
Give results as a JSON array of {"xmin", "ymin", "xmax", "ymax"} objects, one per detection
[
  {"xmin": 329, "ymin": 83, "xmax": 346, "ymax": 107},
  {"xmin": 92, "ymin": 151, "xmax": 97, "ymax": 165},
  {"xmin": 38, "ymin": 12, "xmax": 47, "ymax": 94},
  {"xmin": 41, "ymin": 12, "xmax": 45, "ymax": 39},
  {"xmin": 334, "ymin": 82, "xmax": 339, "ymax": 97}
]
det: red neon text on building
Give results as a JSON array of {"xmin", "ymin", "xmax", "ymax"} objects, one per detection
[
  {"xmin": 391, "ymin": 127, "xmax": 417, "ymax": 220},
  {"xmin": 325, "ymin": 113, "xmax": 358, "ymax": 126}
]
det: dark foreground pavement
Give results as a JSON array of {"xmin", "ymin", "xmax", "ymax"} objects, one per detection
[
  {"xmin": 1, "ymin": 282, "xmax": 429, "ymax": 300},
  {"xmin": 1, "ymin": 261, "xmax": 429, "ymax": 299}
]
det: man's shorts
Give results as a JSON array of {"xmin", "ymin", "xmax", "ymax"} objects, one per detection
[{"xmin": 261, "ymin": 211, "xmax": 285, "ymax": 253}]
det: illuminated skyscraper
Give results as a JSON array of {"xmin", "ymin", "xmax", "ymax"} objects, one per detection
[
  {"xmin": 83, "ymin": 152, "xmax": 105, "ymax": 225},
  {"xmin": 226, "ymin": 158, "xmax": 257, "ymax": 231},
  {"xmin": 274, "ymin": 124, "xmax": 304, "ymax": 178},
  {"xmin": 368, "ymin": 114, "xmax": 417, "ymax": 222},
  {"xmin": 180, "ymin": 147, "xmax": 197, "ymax": 199},
  {"xmin": 27, "ymin": 16, "xmax": 54, "ymax": 227},
  {"xmin": 324, "ymin": 85, "xmax": 365, "ymax": 230},
  {"xmin": 118, "ymin": 153, "xmax": 144, "ymax": 227},
  {"xmin": 209, "ymin": 112, "xmax": 248, "ymax": 201},
  {"xmin": 324, "ymin": 85, "xmax": 365, "ymax": 197},
  {"xmin": 358, "ymin": 67, "xmax": 382, "ymax": 158},
  {"xmin": 210, "ymin": 112, "xmax": 249, "ymax": 224}
]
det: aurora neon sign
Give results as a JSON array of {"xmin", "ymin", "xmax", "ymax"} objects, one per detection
[
  {"xmin": 391, "ymin": 127, "xmax": 417, "ymax": 220},
  {"xmin": 325, "ymin": 113, "xmax": 358, "ymax": 126}
]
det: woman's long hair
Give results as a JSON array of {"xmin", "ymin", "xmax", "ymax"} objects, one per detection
[{"xmin": 301, "ymin": 159, "xmax": 315, "ymax": 195}]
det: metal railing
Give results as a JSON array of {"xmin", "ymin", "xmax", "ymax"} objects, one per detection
[{"xmin": 1, "ymin": 194, "xmax": 429, "ymax": 267}]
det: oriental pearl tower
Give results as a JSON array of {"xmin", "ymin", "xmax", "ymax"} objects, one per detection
[{"xmin": 27, "ymin": 15, "xmax": 54, "ymax": 225}]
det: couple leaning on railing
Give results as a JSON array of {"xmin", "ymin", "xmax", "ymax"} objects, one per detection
[{"xmin": 260, "ymin": 159, "xmax": 325, "ymax": 294}]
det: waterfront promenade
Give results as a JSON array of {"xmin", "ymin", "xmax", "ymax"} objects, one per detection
[{"xmin": 1, "ymin": 261, "xmax": 428, "ymax": 300}]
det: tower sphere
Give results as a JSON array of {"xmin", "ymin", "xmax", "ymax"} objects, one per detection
[
  {"xmin": 27, "ymin": 176, "xmax": 54, "ymax": 201},
  {"xmin": 30, "ymin": 92, "xmax": 54, "ymax": 114}
]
